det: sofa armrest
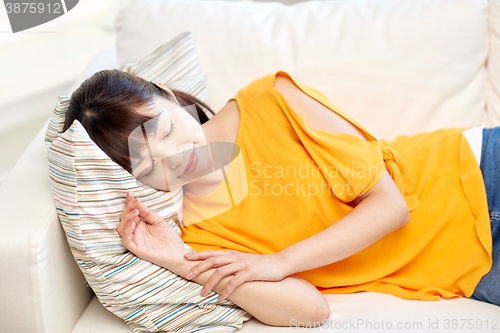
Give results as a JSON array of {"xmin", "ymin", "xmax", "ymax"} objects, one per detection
[
  {"xmin": 0, "ymin": 45, "xmax": 119, "ymax": 333},
  {"xmin": 0, "ymin": 124, "xmax": 93, "ymax": 333},
  {"xmin": 67, "ymin": 46, "xmax": 119, "ymax": 94}
]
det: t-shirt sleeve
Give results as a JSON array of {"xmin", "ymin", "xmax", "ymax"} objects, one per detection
[{"xmin": 302, "ymin": 131, "xmax": 386, "ymax": 203}]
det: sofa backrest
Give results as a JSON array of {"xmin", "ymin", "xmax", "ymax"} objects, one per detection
[
  {"xmin": 115, "ymin": 0, "xmax": 498, "ymax": 142},
  {"xmin": 488, "ymin": 0, "xmax": 500, "ymax": 126}
]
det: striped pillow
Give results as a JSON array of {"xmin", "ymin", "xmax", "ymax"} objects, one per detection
[
  {"xmin": 120, "ymin": 31, "xmax": 211, "ymax": 119},
  {"xmin": 45, "ymin": 32, "xmax": 252, "ymax": 332}
]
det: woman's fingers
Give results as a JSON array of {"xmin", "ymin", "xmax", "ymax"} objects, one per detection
[
  {"xmin": 135, "ymin": 198, "xmax": 163, "ymax": 225},
  {"xmin": 121, "ymin": 212, "xmax": 138, "ymax": 253},
  {"xmin": 185, "ymin": 250, "xmax": 234, "ymax": 261},
  {"xmin": 217, "ymin": 273, "xmax": 249, "ymax": 301},
  {"xmin": 200, "ymin": 263, "xmax": 242, "ymax": 298},
  {"xmin": 117, "ymin": 208, "xmax": 139, "ymax": 239},
  {"xmin": 121, "ymin": 192, "xmax": 140, "ymax": 221},
  {"xmin": 120, "ymin": 209, "xmax": 138, "ymax": 230},
  {"xmin": 185, "ymin": 254, "xmax": 235, "ymax": 280},
  {"xmin": 123, "ymin": 192, "xmax": 135, "ymax": 211},
  {"xmin": 125, "ymin": 191, "xmax": 132, "ymax": 203},
  {"xmin": 122, "ymin": 193, "xmax": 165, "ymax": 226}
]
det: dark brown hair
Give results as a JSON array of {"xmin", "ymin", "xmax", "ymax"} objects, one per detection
[{"xmin": 63, "ymin": 69, "xmax": 215, "ymax": 173}]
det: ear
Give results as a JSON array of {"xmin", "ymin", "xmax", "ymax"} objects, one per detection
[{"xmin": 154, "ymin": 82, "xmax": 179, "ymax": 103}]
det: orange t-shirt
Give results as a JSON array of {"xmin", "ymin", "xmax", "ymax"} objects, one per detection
[{"xmin": 180, "ymin": 71, "xmax": 492, "ymax": 301}]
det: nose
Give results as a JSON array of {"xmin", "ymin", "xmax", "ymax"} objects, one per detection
[{"xmin": 165, "ymin": 146, "xmax": 184, "ymax": 169}]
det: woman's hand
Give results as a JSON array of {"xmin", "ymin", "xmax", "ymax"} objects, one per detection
[
  {"xmin": 116, "ymin": 192, "xmax": 189, "ymax": 269},
  {"xmin": 184, "ymin": 250, "xmax": 289, "ymax": 301}
]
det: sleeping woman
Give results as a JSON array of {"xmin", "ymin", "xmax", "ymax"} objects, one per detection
[{"xmin": 63, "ymin": 69, "xmax": 500, "ymax": 326}]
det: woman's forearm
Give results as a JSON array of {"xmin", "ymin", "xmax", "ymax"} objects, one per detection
[
  {"xmin": 169, "ymin": 252, "xmax": 330, "ymax": 327},
  {"xmin": 276, "ymin": 169, "xmax": 410, "ymax": 277}
]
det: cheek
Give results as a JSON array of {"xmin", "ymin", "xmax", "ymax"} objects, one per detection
[
  {"xmin": 188, "ymin": 117, "xmax": 206, "ymax": 141},
  {"xmin": 175, "ymin": 112, "xmax": 205, "ymax": 142},
  {"xmin": 194, "ymin": 124, "xmax": 205, "ymax": 143}
]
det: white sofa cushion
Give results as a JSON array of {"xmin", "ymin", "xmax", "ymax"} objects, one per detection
[
  {"xmin": 72, "ymin": 293, "xmax": 500, "ymax": 333},
  {"xmin": 115, "ymin": 0, "xmax": 490, "ymax": 142}
]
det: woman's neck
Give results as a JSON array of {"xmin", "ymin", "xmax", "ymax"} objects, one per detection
[
  {"xmin": 184, "ymin": 100, "xmax": 240, "ymax": 196},
  {"xmin": 201, "ymin": 100, "xmax": 240, "ymax": 145}
]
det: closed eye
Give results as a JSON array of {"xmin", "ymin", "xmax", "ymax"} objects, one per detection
[
  {"xmin": 142, "ymin": 161, "xmax": 155, "ymax": 179},
  {"xmin": 141, "ymin": 118, "xmax": 174, "ymax": 179},
  {"xmin": 165, "ymin": 121, "xmax": 175, "ymax": 139}
]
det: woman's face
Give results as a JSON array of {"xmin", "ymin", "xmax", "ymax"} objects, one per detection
[{"xmin": 129, "ymin": 93, "xmax": 211, "ymax": 191}]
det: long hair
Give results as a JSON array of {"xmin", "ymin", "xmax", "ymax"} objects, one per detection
[{"xmin": 63, "ymin": 69, "xmax": 215, "ymax": 173}]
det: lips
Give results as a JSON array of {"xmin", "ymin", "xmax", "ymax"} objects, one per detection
[{"xmin": 178, "ymin": 145, "xmax": 198, "ymax": 177}]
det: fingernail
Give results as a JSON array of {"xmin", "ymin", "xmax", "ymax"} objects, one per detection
[
  {"xmin": 185, "ymin": 272, "xmax": 192, "ymax": 279},
  {"xmin": 200, "ymin": 288, "xmax": 205, "ymax": 296},
  {"xmin": 185, "ymin": 253, "xmax": 192, "ymax": 258}
]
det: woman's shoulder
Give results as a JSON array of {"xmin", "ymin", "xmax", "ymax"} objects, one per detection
[
  {"xmin": 232, "ymin": 72, "xmax": 277, "ymax": 99},
  {"xmin": 232, "ymin": 70, "xmax": 331, "ymax": 98},
  {"xmin": 229, "ymin": 71, "xmax": 297, "ymax": 102}
]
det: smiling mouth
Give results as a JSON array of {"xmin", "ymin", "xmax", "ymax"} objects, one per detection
[{"xmin": 178, "ymin": 145, "xmax": 198, "ymax": 178}]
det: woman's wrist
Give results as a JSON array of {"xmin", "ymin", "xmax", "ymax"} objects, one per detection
[
  {"xmin": 155, "ymin": 245, "xmax": 192, "ymax": 275},
  {"xmin": 273, "ymin": 251, "xmax": 295, "ymax": 277}
]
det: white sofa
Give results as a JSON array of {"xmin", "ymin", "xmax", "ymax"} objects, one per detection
[{"xmin": 2, "ymin": 0, "xmax": 500, "ymax": 332}]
